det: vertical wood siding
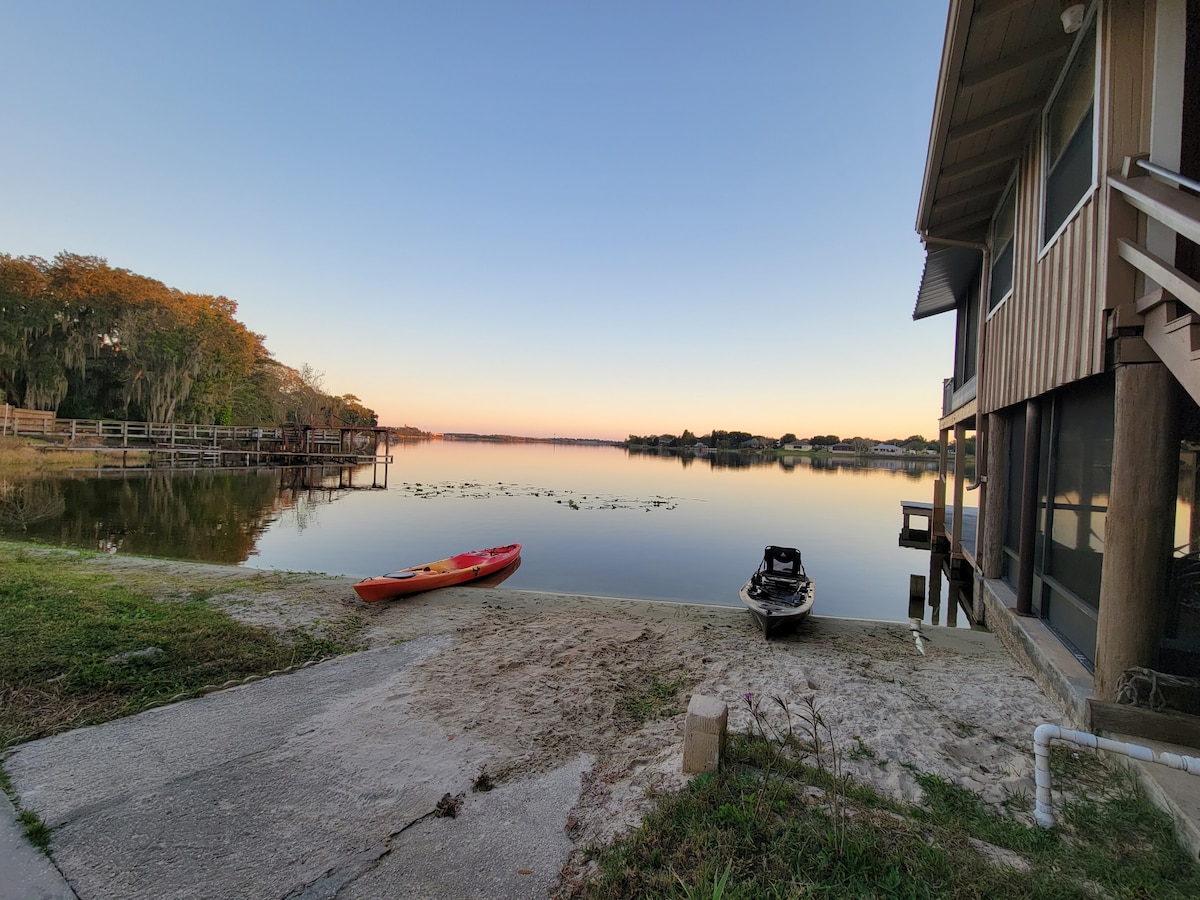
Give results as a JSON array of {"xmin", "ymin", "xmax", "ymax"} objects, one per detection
[
  {"xmin": 981, "ymin": 150, "xmax": 1102, "ymax": 414},
  {"xmin": 979, "ymin": 1, "xmax": 1149, "ymax": 415}
]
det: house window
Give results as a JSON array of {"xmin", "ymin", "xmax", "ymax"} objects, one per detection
[
  {"xmin": 1042, "ymin": 17, "xmax": 1097, "ymax": 245},
  {"xmin": 989, "ymin": 183, "xmax": 1016, "ymax": 312},
  {"xmin": 956, "ymin": 276, "xmax": 980, "ymax": 387},
  {"xmin": 1035, "ymin": 376, "xmax": 1114, "ymax": 667}
]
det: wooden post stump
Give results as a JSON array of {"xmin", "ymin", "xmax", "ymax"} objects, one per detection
[{"xmin": 682, "ymin": 694, "xmax": 728, "ymax": 774}]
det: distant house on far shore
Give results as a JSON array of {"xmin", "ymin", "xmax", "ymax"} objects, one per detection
[
  {"xmin": 830, "ymin": 443, "xmax": 856, "ymax": 454},
  {"xmin": 871, "ymin": 443, "xmax": 903, "ymax": 455},
  {"xmin": 782, "ymin": 441, "xmax": 812, "ymax": 451}
]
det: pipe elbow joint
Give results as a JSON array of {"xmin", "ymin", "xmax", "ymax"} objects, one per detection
[{"xmin": 1034, "ymin": 723, "xmax": 1061, "ymax": 746}]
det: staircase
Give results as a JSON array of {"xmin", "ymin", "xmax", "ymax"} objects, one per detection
[
  {"xmin": 1133, "ymin": 288, "xmax": 1200, "ymax": 402},
  {"xmin": 1111, "ymin": 159, "xmax": 1200, "ymax": 405}
]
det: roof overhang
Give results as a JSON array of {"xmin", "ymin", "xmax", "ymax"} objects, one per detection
[
  {"xmin": 913, "ymin": 245, "xmax": 982, "ymax": 320},
  {"xmin": 915, "ymin": 0, "xmax": 1079, "ymax": 245}
]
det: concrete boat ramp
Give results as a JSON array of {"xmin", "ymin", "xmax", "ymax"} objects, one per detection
[{"xmin": 2, "ymin": 637, "xmax": 587, "ymax": 900}]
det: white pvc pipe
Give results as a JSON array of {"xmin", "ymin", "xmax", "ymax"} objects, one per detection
[{"xmin": 1033, "ymin": 722, "xmax": 1200, "ymax": 828}]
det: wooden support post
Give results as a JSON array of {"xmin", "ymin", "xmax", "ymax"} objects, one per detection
[
  {"xmin": 1094, "ymin": 363, "xmax": 1180, "ymax": 700},
  {"xmin": 1187, "ymin": 450, "xmax": 1200, "ymax": 555},
  {"xmin": 973, "ymin": 415, "xmax": 987, "ymax": 564},
  {"xmin": 952, "ymin": 423, "xmax": 966, "ymax": 555},
  {"xmin": 1016, "ymin": 398, "xmax": 1041, "ymax": 616},
  {"xmin": 682, "ymin": 695, "xmax": 728, "ymax": 774},
  {"xmin": 908, "ymin": 574, "xmax": 926, "ymax": 619},
  {"xmin": 928, "ymin": 551, "xmax": 944, "ymax": 623},
  {"xmin": 981, "ymin": 411, "xmax": 1008, "ymax": 579},
  {"xmin": 932, "ymin": 429, "xmax": 949, "ymax": 548}
]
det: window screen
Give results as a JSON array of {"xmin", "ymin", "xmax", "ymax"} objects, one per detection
[{"xmin": 1043, "ymin": 23, "xmax": 1096, "ymax": 242}]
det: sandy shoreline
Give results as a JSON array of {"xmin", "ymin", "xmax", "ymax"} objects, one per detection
[
  {"xmin": 81, "ymin": 553, "xmax": 1064, "ymax": 800},
  {"xmin": 11, "ymin": 550, "xmax": 1070, "ymax": 893}
]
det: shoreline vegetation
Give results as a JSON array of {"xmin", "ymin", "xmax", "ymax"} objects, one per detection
[
  {"xmin": 0, "ymin": 431, "xmax": 973, "ymax": 479},
  {"xmin": 2, "ymin": 251, "xmax": 959, "ymax": 470},
  {"xmin": 1, "ymin": 252, "xmax": 379, "ymax": 432},
  {"xmin": 1, "ymin": 542, "xmax": 1196, "ymax": 896},
  {"xmin": 390, "ymin": 430, "xmax": 973, "ymax": 460},
  {"xmin": 0, "ymin": 434, "xmax": 152, "ymax": 474}
]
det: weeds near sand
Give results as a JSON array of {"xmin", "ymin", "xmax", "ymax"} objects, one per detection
[
  {"xmin": 573, "ymin": 699, "xmax": 1200, "ymax": 899},
  {"xmin": 673, "ymin": 860, "xmax": 731, "ymax": 900},
  {"xmin": 848, "ymin": 735, "xmax": 880, "ymax": 763},
  {"xmin": 472, "ymin": 765, "xmax": 495, "ymax": 792},
  {"xmin": 0, "ymin": 763, "xmax": 52, "ymax": 854},
  {"xmin": 0, "ymin": 543, "xmax": 360, "ymax": 749},
  {"xmin": 741, "ymin": 691, "xmax": 850, "ymax": 854},
  {"xmin": 16, "ymin": 809, "xmax": 51, "ymax": 852},
  {"xmin": 613, "ymin": 668, "xmax": 688, "ymax": 728}
]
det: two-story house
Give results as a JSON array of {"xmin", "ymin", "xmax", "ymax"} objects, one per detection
[{"xmin": 911, "ymin": 0, "xmax": 1199, "ymax": 710}]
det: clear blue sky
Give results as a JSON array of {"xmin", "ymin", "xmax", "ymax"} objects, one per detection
[{"xmin": 2, "ymin": 1, "xmax": 953, "ymax": 441}]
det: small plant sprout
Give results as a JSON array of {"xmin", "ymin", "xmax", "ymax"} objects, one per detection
[
  {"xmin": 472, "ymin": 765, "xmax": 494, "ymax": 793},
  {"xmin": 674, "ymin": 860, "xmax": 732, "ymax": 900}
]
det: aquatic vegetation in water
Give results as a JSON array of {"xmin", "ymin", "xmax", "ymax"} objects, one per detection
[{"xmin": 397, "ymin": 480, "xmax": 687, "ymax": 512}]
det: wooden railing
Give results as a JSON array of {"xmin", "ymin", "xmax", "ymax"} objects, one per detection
[
  {"xmin": 1111, "ymin": 156, "xmax": 1200, "ymax": 317},
  {"xmin": 942, "ymin": 376, "xmax": 977, "ymax": 420},
  {"xmin": 1110, "ymin": 155, "xmax": 1200, "ymax": 405},
  {"xmin": 1, "ymin": 408, "xmax": 350, "ymax": 447}
]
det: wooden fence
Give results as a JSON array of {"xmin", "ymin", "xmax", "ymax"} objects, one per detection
[
  {"xmin": 1, "ymin": 405, "xmax": 391, "ymax": 467},
  {"xmin": 1, "ymin": 405, "xmax": 346, "ymax": 446}
]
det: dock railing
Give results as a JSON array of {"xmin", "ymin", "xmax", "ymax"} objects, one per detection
[{"xmin": 1, "ymin": 406, "xmax": 392, "ymax": 466}]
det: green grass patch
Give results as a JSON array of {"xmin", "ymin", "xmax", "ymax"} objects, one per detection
[
  {"xmin": 612, "ymin": 667, "xmax": 691, "ymax": 728},
  {"xmin": 0, "ymin": 760, "xmax": 52, "ymax": 855},
  {"xmin": 571, "ymin": 732, "xmax": 1200, "ymax": 899},
  {"xmin": 16, "ymin": 808, "xmax": 52, "ymax": 853},
  {"xmin": 0, "ymin": 545, "xmax": 358, "ymax": 749}
]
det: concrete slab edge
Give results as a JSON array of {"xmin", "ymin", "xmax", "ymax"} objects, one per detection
[
  {"xmin": 0, "ymin": 788, "xmax": 78, "ymax": 899},
  {"xmin": 1132, "ymin": 755, "xmax": 1200, "ymax": 861},
  {"xmin": 976, "ymin": 577, "xmax": 1092, "ymax": 726}
]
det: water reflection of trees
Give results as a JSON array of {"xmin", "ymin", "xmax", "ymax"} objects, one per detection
[
  {"xmin": 625, "ymin": 446, "xmax": 939, "ymax": 478},
  {"xmin": 0, "ymin": 467, "xmax": 365, "ymax": 563},
  {"xmin": 789, "ymin": 456, "xmax": 943, "ymax": 480},
  {"xmin": 0, "ymin": 481, "xmax": 66, "ymax": 530}
]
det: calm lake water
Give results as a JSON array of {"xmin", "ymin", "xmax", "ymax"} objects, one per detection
[{"xmin": 4, "ymin": 441, "xmax": 976, "ymax": 624}]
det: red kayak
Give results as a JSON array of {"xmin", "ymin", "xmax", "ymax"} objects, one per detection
[{"xmin": 353, "ymin": 543, "xmax": 522, "ymax": 602}]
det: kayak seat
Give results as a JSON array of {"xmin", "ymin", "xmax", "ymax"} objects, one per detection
[{"xmin": 763, "ymin": 545, "xmax": 803, "ymax": 578}]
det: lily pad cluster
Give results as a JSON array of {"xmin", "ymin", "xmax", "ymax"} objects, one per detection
[{"xmin": 397, "ymin": 481, "xmax": 684, "ymax": 512}]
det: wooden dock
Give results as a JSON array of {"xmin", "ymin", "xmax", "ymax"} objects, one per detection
[
  {"xmin": 1, "ymin": 406, "xmax": 393, "ymax": 470},
  {"xmin": 900, "ymin": 500, "xmax": 981, "ymax": 629},
  {"xmin": 898, "ymin": 501, "xmax": 978, "ymax": 552}
]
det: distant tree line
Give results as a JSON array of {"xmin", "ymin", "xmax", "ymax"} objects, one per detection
[
  {"xmin": 0, "ymin": 252, "xmax": 377, "ymax": 427},
  {"xmin": 625, "ymin": 430, "xmax": 952, "ymax": 453}
]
